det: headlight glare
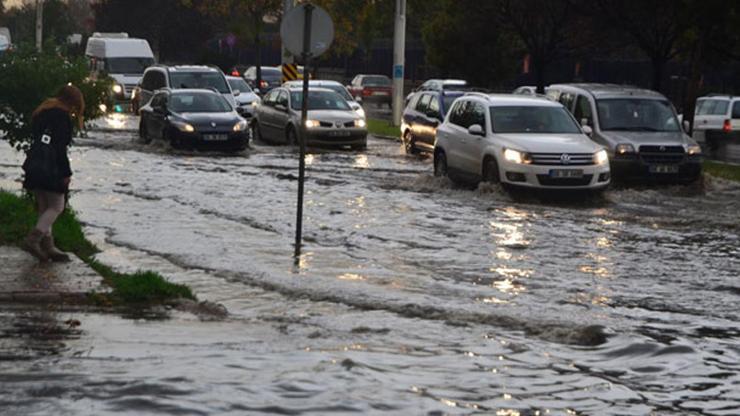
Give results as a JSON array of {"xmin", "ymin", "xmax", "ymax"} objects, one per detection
[
  {"xmin": 594, "ymin": 149, "xmax": 609, "ymax": 165},
  {"xmin": 112, "ymin": 84, "xmax": 123, "ymax": 94},
  {"xmin": 503, "ymin": 148, "xmax": 532, "ymax": 164},
  {"xmin": 355, "ymin": 119, "xmax": 366, "ymax": 128},
  {"xmin": 173, "ymin": 121, "xmax": 195, "ymax": 133},
  {"xmin": 687, "ymin": 145, "xmax": 702, "ymax": 155},
  {"xmin": 616, "ymin": 143, "xmax": 636, "ymax": 154},
  {"xmin": 305, "ymin": 119, "xmax": 320, "ymax": 128},
  {"xmin": 355, "ymin": 107, "xmax": 366, "ymax": 119}
]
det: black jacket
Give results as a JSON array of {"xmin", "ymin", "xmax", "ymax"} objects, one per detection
[{"xmin": 31, "ymin": 108, "xmax": 73, "ymax": 179}]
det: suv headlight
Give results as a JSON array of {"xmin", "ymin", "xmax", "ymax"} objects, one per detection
[
  {"xmin": 687, "ymin": 144, "xmax": 702, "ymax": 155},
  {"xmin": 112, "ymin": 84, "xmax": 123, "ymax": 94},
  {"xmin": 233, "ymin": 120, "xmax": 248, "ymax": 132},
  {"xmin": 172, "ymin": 120, "xmax": 195, "ymax": 133},
  {"xmin": 355, "ymin": 106, "xmax": 366, "ymax": 119},
  {"xmin": 615, "ymin": 143, "xmax": 636, "ymax": 155},
  {"xmin": 354, "ymin": 119, "xmax": 366, "ymax": 128},
  {"xmin": 305, "ymin": 119, "xmax": 320, "ymax": 128},
  {"xmin": 503, "ymin": 148, "xmax": 532, "ymax": 164},
  {"xmin": 594, "ymin": 149, "xmax": 609, "ymax": 165}
]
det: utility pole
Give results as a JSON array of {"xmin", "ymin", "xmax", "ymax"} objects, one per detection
[
  {"xmin": 391, "ymin": 0, "xmax": 406, "ymax": 126},
  {"xmin": 282, "ymin": 0, "xmax": 296, "ymax": 67},
  {"xmin": 35, "ymin": 0, "xmax": 43, "ymax": 52}
]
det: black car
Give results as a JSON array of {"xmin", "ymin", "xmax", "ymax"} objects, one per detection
[
  {"xmin": 139, "ymin": 89, "xmax": 249, "ymax": 151},
  {"xmin": 401, "ymin": 90, "xmax": 465, "ymax": 154}
]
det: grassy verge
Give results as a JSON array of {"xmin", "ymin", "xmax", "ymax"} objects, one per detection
[
  {"xmin": 704, "ymin": 160, "xmax": 740, "ymax": 182},
  {"xmin": 0, "ymin": 190, "xmax": 195, "ymax": 304},
  {"xmin": 367, "ymin": 118, "xmax": 400, "ymax": 138}
]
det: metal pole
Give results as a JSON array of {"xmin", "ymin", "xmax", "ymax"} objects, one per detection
[
  {"xmin": 295, "ymin": 4, "xmax": 314, "ymax": 260},
  {"xmin": 391, "ymin": 0, "xmax": 406, "ymax": 126},
  {"xmin": 35, "ymin": 0, "xmax": 43, "ymax": 52},
  {"xmin": 282, "ymin": 0, "xmax": 296, "ymax": 68}
]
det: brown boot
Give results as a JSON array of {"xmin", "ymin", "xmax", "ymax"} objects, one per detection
[
  {"xmin": 41, "ymin": 234, "xmax": 71, "ymax": 263},
  {"xmin": 22, "ymin": 229, "xmax": 49, "ymax": 262}
]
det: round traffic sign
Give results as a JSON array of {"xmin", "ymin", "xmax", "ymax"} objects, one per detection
[{"xmin": 280, "ymin": 4, "xmax": 334, "ymax": 58}]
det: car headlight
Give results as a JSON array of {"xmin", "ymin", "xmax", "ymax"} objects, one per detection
[
  {"xmin": 233, "ymin": 120, "xmax": 248, "ymax": 132},
  {"xmin": 112, "ymin": 84, "xmax": 123, "ymax": 94},
  {"xmin": 172, "ymin": 121, "xmax": 195, "ymax": 133},
  {"xmin": 355, "ymin": 106, "xmax": 366, "ymax": 119},
  {"xmin": 615, "ymin": 143, "xmax": 636, "ymax": 155},
  {"xmin": 687, "ymin": 144, "xmax": 702, "ymax": 155},
  {"xmin": 594, "ymin": 149, "xmax": 609, "ymax": 165},
  {"xmin": 354, "ymin": 119, "xmax": 366, "ymax": 128},
  {"xmin": 251, "ymin": 100, "xmax": 259, "ymax": 108},
  {"xmin": 503, "ymin": 148, "xmax": 532, "ymax": 164},
  {"xmin": 305, "ymin": 119, "xmax": 320, "ymax": 128},
  {"xmin": 131, "ymin": 89, "xmax": 137, "ymax": 99}
]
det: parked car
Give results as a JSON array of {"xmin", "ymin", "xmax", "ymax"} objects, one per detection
[
  {"xmin": 138, "ymin": 89, "xmax": 248, "ymax": 151},
  {"xmin": 132, "ymin": 65, "xmax": 235, "ymax": 114},
  {"xmin": 406, "ymin": 79, "xmax": 468, "ymax": 102},
  {"xmin": 252, "ymin": 86, "xmax": 367, "ymax": 149},
  {"xmin": 549, "ymin": 83, "xmax": 702, "ymax": 182},
  {"xmin": 283, "ymin": 79, "xmax": 365, "ymax": 119},
  {"xmin": 692, "ymin": 94, "xmax": 740, "ymax": 158},
  {"xmin": 401, "ymin": 90, "xmax": 466, "ymax": 154},
  {"xmin": 226, "ymin": 76, "xmax": 261, "ymax": 119},
  {"xmin": 244, "ymin": 66, "xmax": 282, "ymax": 94},
  {"xmin": 433, "ymin": 93, "xmax": 610, "ymax": 190},
  {"xmin": 347, "ymin": 74, "xmax": 392, "ymax": 107},
  {"xmin": 85, "ymin": 32, "xmax": 155, "ymax": 103}
]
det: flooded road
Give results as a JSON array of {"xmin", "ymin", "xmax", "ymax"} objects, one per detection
[{"xmin": 1, "ymin": 114, "xmax": 739, "ymax": 415}]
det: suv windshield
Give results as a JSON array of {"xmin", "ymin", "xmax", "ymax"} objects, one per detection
[
  {"xmin": 170, "ymin": 92, "xmax": 231, "ymax": 113},
  {"xmin": 597, "ymin": 99, "xmax": 680, "ymax": 132},
  {"xmin": 228, "ymin": 78, "xmax": 252, "ymax": 93},
  {"xmin": 290, "ymin": 90, "xmax": 351, "ymax": 111},
  {"xmin": 362, "ymin": 76, "xmax": 391, "ymax": 86},
  {"xmin": 490, "ymin": 106, "xmax": 581, "ymax": 134},
  {"xmin": 106, "ymin": 57, "xmax": 154, "ymax": 74},
  {"xmin": 170, "ymin": 72, "xmax": 230, "ymax": 94}
]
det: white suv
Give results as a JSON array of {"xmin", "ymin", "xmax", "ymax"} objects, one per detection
[
  {"xmin": 434, "ymin": 94, "xmax": 611, "ymax": 190},
  {"xmin": 693, "ymin": 95, "xmax": 740, "ymax": 156}
]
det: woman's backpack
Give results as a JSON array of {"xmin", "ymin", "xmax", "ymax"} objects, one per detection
[{"xmin": 22, "ymin": 130, "xmax": 66, "ymax": 193}]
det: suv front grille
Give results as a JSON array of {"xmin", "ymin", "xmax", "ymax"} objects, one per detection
[
  {"xmin": 639, "ymin": 145, "xmax": 685, "ymax": 164},
  {"xmin": 530, "ymin": 153, "xmax": 593, "ymax": 166},
  {"xmin": 536, "ymin": 174, "xmax": 594, "ymax": 186}
]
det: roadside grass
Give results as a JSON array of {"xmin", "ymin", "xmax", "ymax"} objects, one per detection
[
  {"xmin": 367, "ymin": 118, "xmax": 400, "ymax": 138},
  {"xmin": 704, "ymin": 160, "xmax": 740, "ymax": 182},
  {"xmin": 0, "ymin": 190, "xmax": 195, "ymax": 304}
]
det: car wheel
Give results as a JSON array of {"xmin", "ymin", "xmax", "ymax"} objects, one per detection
[
  {"xmin": 164, "ymin": 129, "xmax": 179, "ymax": 150},
  {"xmin": 482, "ymin": 157, "xmax": 501, "ymax": 184},
  {"xmin": 434, "ymin": 150, "xmax": 448, "ymax": 177},
  {"xmin": 286, "ymin": 125, "xmax": 298, "ymax": 146},
  {"xmin": 139, "ymin": 121, "xmax": 152, "ymax": 144},
  {"xmin": 403, "ymin": 130, "xmax": 418, "ymax": 155}
]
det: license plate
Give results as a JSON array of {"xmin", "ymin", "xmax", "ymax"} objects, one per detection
[
  {"xmin": 372, "ymin": 91, "xmax": 389, "ymax": 96},
  {"xmin": 549, "ymin": 169, "xmax": 583, "ymax": 178},
  {"xmin": 328, "ymin": 131, "xmax": 351, "ymax": 137},
  {"xmin": 203, "ymin": 134, "xmax": 228, "ymax": 141},
  {"xmin": 649, "ymin": 164, "xmax": 679, "ymax": 174}
]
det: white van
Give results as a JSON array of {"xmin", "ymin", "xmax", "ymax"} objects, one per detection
[{"xmin": 85, "ymin": 32, "xmax": 155, "ymax": 101}]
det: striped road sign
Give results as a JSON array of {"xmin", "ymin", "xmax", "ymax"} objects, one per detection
[{"xmin": 282, "ymin": 63, "xmax": 299, "ymax": 83}]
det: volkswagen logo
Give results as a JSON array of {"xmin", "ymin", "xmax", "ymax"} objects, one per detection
[
  {"xmin": 211, "ymin": 122, "xmax": 217, "ymax": 128},
  {"xmin": 335, "ymin": 121, "xmax": 343, "ymax": 128},
  {"xmin": 560, "ymin": 153, "xmax": 571, "ymax": 165},
  {"xmin": 659, "ymin": 145, "xmax": 666, "ymax": 152}
]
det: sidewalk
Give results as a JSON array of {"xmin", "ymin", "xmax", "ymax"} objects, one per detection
[{"xmin": 0, "ymin": 245, "xmax": 109, "ymax": 304}]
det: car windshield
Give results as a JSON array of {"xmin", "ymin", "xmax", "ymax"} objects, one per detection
[
  {"xmin": 362, "ymin": 76, "xmax": 391, "ymax": 86},
  {"xmin": 106, "ymin": 57, "xmax": 154, "ymax": 74},
  {"xmin": 228, "ymin": 78, "xmax": 252, "ymax": 93},
  {"xmin": 490, "ymin": 106, "xmax": 581, "ymax": 134},
  {"xmin": 169, "ymin": 92, "xmax": 232, "ymax": 113},
  {"xmin": 597, "ymin": 99, "xmax": 680, "ymax": 132},
  {"xmin": 290, "ymin": 90, "xmax": 351, "ymax": 111},
  {"xmin": 170, "ymin": 72, "xmax": 230, "ymax": 94}
]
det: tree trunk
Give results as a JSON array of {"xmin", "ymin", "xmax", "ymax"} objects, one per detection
[{"xmin": 651, "ymin": 57, "xmax": 665, "ymax": 93}]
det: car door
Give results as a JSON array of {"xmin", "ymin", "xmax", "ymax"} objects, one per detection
[
  {"xmin": 459, "ymin": 101, "xmax": 487, "ymax": 176},
  {"xmin": 147, "ymin": 92, "xmax": 169, "ymax": 140},
  {"xmin": 418, "ymin": 94, "xmax": 444, "ymax": 151},
  {"xmin": 139, "ymin": 71, "xmax": 155, "ymax": 108},
  {"xmin": 274, "ymin": 90, "xmax": 292, "ymax": 140},
  {"xmin": 444, "ymin": 100, "xmax": 472, "ymax": 173},
  {"xmin": 258, "ymin": 89, "xmax": 279, "ymax": 140},
  {"xmin": 573, "ymin": 94, "xmax": 603, "ymax": 145},
  {"xmin": 411, "ymin": 93, "xmax": 431, "ymax": 139}
]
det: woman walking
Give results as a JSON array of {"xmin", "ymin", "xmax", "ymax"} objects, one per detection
[{"xmin": 21, "ymin": 84, "xmax": 85, "ymax": 262}]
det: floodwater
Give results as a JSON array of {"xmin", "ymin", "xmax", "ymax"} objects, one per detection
[{"xmin": 1, "ymin": 114, "xmax": 739, "ymax": 415}]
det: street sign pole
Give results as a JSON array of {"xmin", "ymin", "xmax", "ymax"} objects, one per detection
[
  {"xmin": 391, "ymin": 0, "xmax": 406, "ymax": 126},
  {"xmin": 294, "ymin": 4, "xmax": 315, "ymax": 260}
]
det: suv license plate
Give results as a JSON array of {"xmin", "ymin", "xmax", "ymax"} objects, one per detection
[
  {"xmin": 328, "ymin": 131, "xmax": 351, "ymax": 137},
  {"xmin": 204, "ymin": 134, "xmax": 228, "ymax": 141},
  {"xmin": 550, "ymin": 169, "xmax": 583, "ymax": 178},
  {"xmin": 650, "ymin": 164, "xmax": 679, "ymax": 174}
]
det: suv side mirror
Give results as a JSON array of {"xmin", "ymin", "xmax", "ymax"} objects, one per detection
[
  {"xmin": 582, "ymin": 125, "xmax": 593, "ymax": 136},
  {"xmin": 468, "ymin": 124, "xmax": 485, "ymax": 136},
  {"xmin": 581, "ymin": 118, "xmax": 591, "ymax": 128},
  {"xmin": 682, "ymin": 120, "xmax": 691, "ymax": 133},
  {"xmin": 233, "ymin": 90, "xmax": 240, "ymax": 96}
]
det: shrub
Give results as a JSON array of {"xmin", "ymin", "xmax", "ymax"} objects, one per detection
[{"xmin": 0, "ymin": 44, "xmax": 114, "ymax": 152}]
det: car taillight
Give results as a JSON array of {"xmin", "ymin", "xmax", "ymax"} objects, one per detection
[
  {"xmin": 723, "ymin": 119, "xmax": 732, "ymax": 133},
  {"xmin": 231, "ymin": 70, "xmax": 240, "ymax": 76},
  {"xmin": 260, "ymin": 80, "xmax": 268, "ymax": 89},
  {"xmin": 362, "ymin": 88, "xmax": 371, "ymax": 96}
]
